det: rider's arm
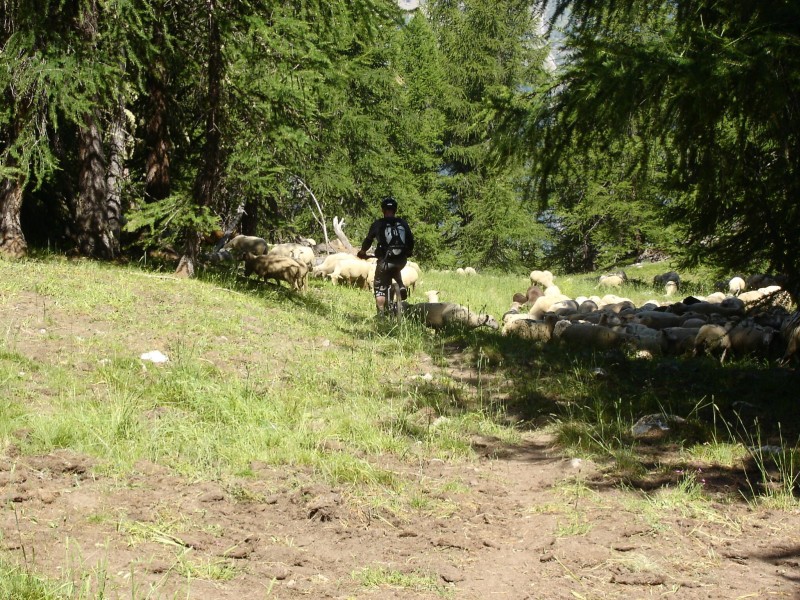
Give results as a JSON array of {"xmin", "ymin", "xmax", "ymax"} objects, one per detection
[{"xmin": 358, "ymin": 220, "xmax": 380, "ymax": 257}]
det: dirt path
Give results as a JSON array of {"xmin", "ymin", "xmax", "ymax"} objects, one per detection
[{"xmin": 2, "ymin": 431, "xmax": 798, "ymax": 599}]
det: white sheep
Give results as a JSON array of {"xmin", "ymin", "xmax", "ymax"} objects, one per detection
[
  {"xmin": 405, "ymin": 302, "xmax": 499, "ymax": 330},
  {"xmin": 551, "ymin": 321, "xmax": 634, "ymax": 351},
  {"xmin": 502, "ymin": 315, "xmax": 557, "ymax": 341},
  {"xmin": 224, "ymin": 235, "xmax": 268, "ymax": 258},
  {"xmin": 312, "ymin": 252, "xmax": 356, "ymax": 278},
  {"xmin": 598, "ymin": 274, "xmax": 625, "ymax": 288},
  {"xmin": 269, "ymin": 242, "xmax": 315, "ymax": 270},
  {"xmin": 529, "ymin": 269, "xmax": 555, "ymax": 289},
  {"xmin": 456, "ymin": 268, "xmax": 466, "ymax": 275},
  {"xmin": 464, "ymin": 266, "xmax": 477, "ymax": 276},
  {"xmin": 728, "ymin": 276, "xmax": 746, "ymax": 295},
  {"xmin": 528, "ymin": 294, "xmax": 571, "ymax": 320},
  {"xmin": 665, "ymin": 281, "xmax": 678, "ymax": 297},
  {"xmin": 425, "ymin": 290, "xmax": 440, "ymax": 303},
  {"xmin": 330, "ymin": 258, "xmax": 372, "ymax": 288},
  {"xmin": 693, "ymin": 321, "xmax": 777, "ymax": 363}
]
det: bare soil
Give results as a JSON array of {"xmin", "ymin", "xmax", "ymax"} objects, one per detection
[{"xmin": 1, "ymin": 290, "xmax": 799, "ymax": 599}]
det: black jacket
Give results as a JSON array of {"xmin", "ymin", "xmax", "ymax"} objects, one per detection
[{"xmin": 360, "ymin": 216, "xmax": 414, "ymax": 260}]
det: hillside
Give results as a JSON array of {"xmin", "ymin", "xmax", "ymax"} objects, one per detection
[{"xmin": 0, "ymin": 257, "xmax": 798, "ymax": 599}]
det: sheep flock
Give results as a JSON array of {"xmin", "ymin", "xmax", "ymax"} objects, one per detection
[{"xmin": 210, "ymin": 237, "xmax": 800, "ymax": 364}]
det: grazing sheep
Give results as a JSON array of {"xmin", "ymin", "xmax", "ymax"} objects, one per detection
[
  {"xmin": 400, "ymin": 265, "xmax": 419, "ymax": 293},
  {"xmin": 405, "ymin": 302, "xmax": 499, "ymax": 330},
  {"xmin": 456, "ymin": 268, "xmax": 466, "ymax": 275},
  {"xmin": 693, "ymin": 320, "xmax": 778, "ymax": 363},
  {"xmin": 653, "ymin": 271, "xmax": 681, "ymax": 288},
  {"xmin": 598, "ymin": 273, "xmax": 625, "ymax": 288},
  {"xmin": 464, "ymin": 266, "xmax": 477, "ymax": 276},
  {"xmin": 224, "ymin": 235, "xmax": 268, "ymax": 258},
  {"xmin": 529, "ymin": 269, "xmax": 555, "ymax": 289},
  {"xmin": 244, "ymin": 252, "xmax": 306, "ymax": 291},
  {"xmin": 728, "ymin": 276, "xmax": 746, "ymax": 296},
  {"xmin": 269, "ymin": 242, "xmax": 315, "ymax": 270},
  {"xmin": 312, "ymin": 252, "xmax": 355, "ymax": 278},
  {"xmin": 330, "ymin": 258, "xmax": 372, "ymax": 288},
  {"xmin": 665, "ymin": 280, "xmax": 678, "ymax": 297}
]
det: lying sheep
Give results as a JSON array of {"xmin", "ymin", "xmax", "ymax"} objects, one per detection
[
  {"xmin": 224, "ymin": 235, "xmax": 268, "ymax": 258},
  {"xmin": 551, "ymin": 320, "xmax": 634, "ymax": 351},
  {"xmin": 405, "ymin": 302, "xmax": 499, "ymax": 330},
  {"xmin": 529, "ymin": 293, "xmax": 571, "ymax": 320},
  {"xmin": 425, "ymin": 290, "xmax": 440, "ymax": 303},
  {"xmin": 244, "ymin": 252, "xmax": 306, "ymax": 291},
  {"xmin": 662, "ymin": 326, "xmax": 701, "ymax": 356},
  {"xmin": 502, "ymin": 314, "xmax": 557, "ymax": 342},
  {"xmin": 526, "ymin": 284, "xmax": 544, "ymax": 305}
]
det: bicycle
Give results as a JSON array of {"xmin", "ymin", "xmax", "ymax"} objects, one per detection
[{"xmin": 359, "ymin": 253, "xmax": 405, "ymax": 321}]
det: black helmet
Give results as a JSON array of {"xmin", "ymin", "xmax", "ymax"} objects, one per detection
[{"xmin": 381, "ymin": 196, "xmax": 398, "ymax": 210}]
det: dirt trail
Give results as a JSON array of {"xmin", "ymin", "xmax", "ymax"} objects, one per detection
[{"xmin": 2, "ymin": 431, "xmax": 799, "ymax": 599}]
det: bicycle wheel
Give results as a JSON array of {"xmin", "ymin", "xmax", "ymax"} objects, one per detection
[{"xmin": 389, "ymin": 282, "xmax": 403, "ymax": 320}]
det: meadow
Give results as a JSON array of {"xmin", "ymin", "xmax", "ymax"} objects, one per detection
[{"xmin": 0, "ymin": 255, "xmax": 798, "ymax": 599}]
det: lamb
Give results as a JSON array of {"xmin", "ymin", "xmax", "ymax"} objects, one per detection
[
  {"xmin": 405, "ymin": 302, "xmax": 499, "ymax": 330},
  {"xmin": 728, "ymin": 276, "xmax": 746, "ymax": 296},
  {"xmin": 224, "ymin": 235, "xmax": 268, "ymax": 258},
  {"xmin": 243, "ymin": 252, "xmax": 306, "ymax": 291}
]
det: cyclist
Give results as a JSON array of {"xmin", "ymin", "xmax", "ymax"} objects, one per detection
[{"xmin": 357, "ymin": 197, "xmax": 415, "ymax": 317}]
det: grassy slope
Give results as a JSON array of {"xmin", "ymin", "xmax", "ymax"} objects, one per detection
[{"xmin": 1, "ymin": 256, "xmax": 798, "ymax": 499}]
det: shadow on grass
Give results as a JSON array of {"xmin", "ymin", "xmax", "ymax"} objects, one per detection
[{"xmin": 397, "ymin": 322, "xmax": 800, "ymax": 503}]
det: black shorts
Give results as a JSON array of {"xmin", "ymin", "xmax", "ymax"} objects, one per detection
[{"xmin": 374, "ymin": 258, "xmax": 406, "ymax": 298}]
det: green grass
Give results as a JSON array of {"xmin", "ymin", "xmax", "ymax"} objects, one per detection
[{"xmin": 1, "ymin": 254, "xmax": 799, "ymax": 593}]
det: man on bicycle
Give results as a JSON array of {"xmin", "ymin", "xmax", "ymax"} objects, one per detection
[{"xmin": 357, "ymin": 196, "xmax": 415, "ymax": 317}]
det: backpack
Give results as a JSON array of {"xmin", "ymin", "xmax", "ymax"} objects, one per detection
[{"xmin": 383, "ymin": 219, "xmax": 409, "ymax": 258}]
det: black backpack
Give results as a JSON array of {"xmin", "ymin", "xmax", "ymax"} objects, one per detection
[{"xmin": 383, "ymin": 219, "xmax": 409, "ymax": 258}]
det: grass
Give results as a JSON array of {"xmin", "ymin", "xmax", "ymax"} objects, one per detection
[{"xmin": 0, "ymin": 253, "xmax": 799, "ymax": 594}]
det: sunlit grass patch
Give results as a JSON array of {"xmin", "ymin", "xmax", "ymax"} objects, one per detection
[{"xmin": 352, "ymin": 565, "xmax": 449, "ymax": 595}]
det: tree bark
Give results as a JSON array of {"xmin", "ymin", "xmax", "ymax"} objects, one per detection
[
  {"xmin": 105, "ymin": 97, "xmax": 131, "ymax": 246},
  {"xmin": 74, "ymin": 111, "xmax": 116, "ymax": 258},
  {"xmin": 0, "ymin": 176, "xmax": 27, "ymax": 259},
  {"xmin": 176, "ymin": 0, "xmax": 223, "ymax": 277},
  {"xmin": 144, "ymin": 21, "xmax": 171, "ymax": 203}
]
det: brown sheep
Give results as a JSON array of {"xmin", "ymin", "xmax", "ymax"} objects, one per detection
[{"xmin": 244, "ymin": 252, "xmax": 306, "ymax": 291}]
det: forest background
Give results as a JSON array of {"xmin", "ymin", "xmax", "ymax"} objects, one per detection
[{"xmin": 0, "ymin": 0, "xmax": 798, "ymax": 297}]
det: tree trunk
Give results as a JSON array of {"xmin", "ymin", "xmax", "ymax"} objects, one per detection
[
  {"xmin": 105, "ymin": 96, "xmax": 131, "ymax": 246},
  {"xmin": 0, "ymin": 176, "xmax": 27, "ymax": 258},
  {"xmin": 177, "ymin": 0, "xmax": 223, "ymax": 277},
  {"xmin": 75, "ymin": 111, "xmax": 116, "ymax": 258},
  {"xmin": 144, "ymin": 21, "xmax": 171, "ymax": 203}
]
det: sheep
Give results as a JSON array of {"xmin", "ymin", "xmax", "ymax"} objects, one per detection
[
  {"xmin": 312, "ymin": 252, "xmax": 355, "ymax": 278},
  {"xmin": 728, "ymin": 276, "xmax": 746, "ymax": 296},
  {"xmin": 653, "ymin": 271, "xmax": 681, "ymax": 288},
  {"xmin": 425, "ymin": 290, "xmax": 440, "ymax": 303},
  {"xmin": 400, "ymin": 265, "xmax": 419, "ymax": 293},
  {"xmin": 456, "ymin": 268, "xmax": 466, "ymax": 275},
  {"xmin": 502, "ymin": 314, "xmax": 557, "ymax": 342},
  {"xmin": 269, "ymin": 242, "xmax": 315, "ymax": 270},
  {"xmin": 693, "ymin": 320, "xmax": 778, "ymax": 363},
  {"xmin": 529, "ymin": 294, "xmax": 571, "ymax": 320},
  {"xmin": 464, "ymin": 266, "xmax": 477, "ymax": 276},
  {"xmin": 526, "ymin": 284, "xmax": 544, "ymax": 305},
  {"xmin": 224, "ymin": 235, "xmax": 268, "ymax": 258},
  {"xmin": 243, "ymin": 252, "xmax": 306, "ymax": 291},
  {"xmin": 629, "ymin": 310, "xmax": 683, "ymax": 329},
  {"xmin": 405, "ymin": 302, "xmax": 499, "ymax": 330},
  {"xmin": 665, "ymin": 280, "xmax": 678, "ymax": 297},
  {"xmin": 330, "ymin": 258, "xmax": 372, "ymax": 288},
  {"xmin": 544, "ymin": 285, "xmax": 563, "ymax": 297},
  {"xmin": 512, "ymin": 292, "xmax": 528, "ymax": 304},
  {"xmin": 529, "ymin": 269, "xmax": 555, "ymax": 289},
  {"xmin": 598, "ymin": 273, "xmax": 625, "ymax": 288},
  {"xmin": 780, "ymin": 311, "xmax": 800, "ymax": 365},
  {"xmin": 551, "ymin": 321, "xmax": 635, "ymax": 351},
  {"xmin": 662, "ymin": 326, "xmax": 701, "ymax": 356}
]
